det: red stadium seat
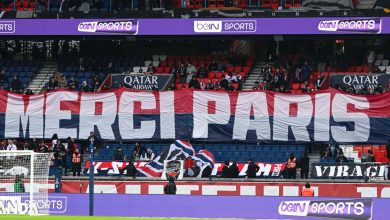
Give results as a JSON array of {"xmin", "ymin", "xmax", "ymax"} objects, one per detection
[
  {"xmin": 355, "ymin": 66, "xmax": 362, "ymax": 72},
  {"xmin": 208, "ymin": 0, "xmax": 217, "ymax": 8},
  {"xmin": 214, "ymin": 72, "xmax": 223, "ymax": 79},
  {"xmin": 227, "ymin": 66, "xmax": 234, "ymax": 73},
  {"xmin": 208, "ymin": 72, "xmax": 215, "ymax": 78},
  {"xmin": 163, "ymin": 67, "xmax": 171, "ymax": 73},
  {"xmin": 156, "ymin": 67, "xmax": 163, "ymax": 73},
  {"xmin": 217, "ymin": 0, "xmax": 225, "ymax": 7},
  {"xmin": 285, "ymin": 0, "xmax": 293, "ymax": 8},
  {"xmin": 232, "ymin": 83, "xmax": 239, "ymax": 90},
  {"xmin": 159, "ymin": 61, "xmax": 167, "ymax": 67},
  {"xmin": 293, "ymin": 0, "xmax": 301, "ymax": 7},
  {"xmin": 234, "ymin": 66, "xmax": 242, "ymax": 73},
  {"xmin": 261, "ymin": 0, "xmax": 271, "ymax": 8},
  {"xmin": 292, "ymin": 83, "xmax": 300, "ymax": 90},
  {"xmin": 246, "ymin": 60, "xmax": 253, "ymax": 66},
  {"xmin": 242, "ymin": 66, "xmax": 250, "ymax": 73}
]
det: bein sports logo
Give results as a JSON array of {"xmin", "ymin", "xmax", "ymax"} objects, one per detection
[
  {"xmin": 194, "ymin": 20, "xmax": 256, "ymax": 33},
  {"xmin": 278, "ymin": 199, "xmax": 372, "ymax": 220},
  {"xmin": 78, "ymin": 20, "xmax": 138, "ymax": 35},
  {"xmin": 318, "ymin": 18, "xmax": 381, "ymax": 33}
]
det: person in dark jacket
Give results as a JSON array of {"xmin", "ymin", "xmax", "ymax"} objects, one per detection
[
  {"xmin": 114, "ymin": 146, "xmax": 125, "ymax": 161},
  {"xmin": 164, "ymin": 176, "xmax": 177, "ymax": 195},
  {"xmin": 246, "ymin": 159, "xmax": 259, "ymax": 178},
  {"xmin": 222, "ymin": 161, "xmax": 229, "ymax": 178},
  {"xmin": 228, "ymin": 161, "xmax": 239, "ymax": 178},
  {"xmin": 123, "ymin": 160, "xmax": 137, "ymax": 178},
  {"xmin": 299, "ymin": 153, "xmax": 310, "ymax": 179}
]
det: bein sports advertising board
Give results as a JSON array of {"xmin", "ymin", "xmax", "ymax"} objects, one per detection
[{"xmin": 0, "ymin": 17, "xmax": 387, "ymax": 35}]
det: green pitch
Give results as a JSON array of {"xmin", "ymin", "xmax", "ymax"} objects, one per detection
[{"xmin": 0, "ymin": 216, "xmax": 224, "ymax": 220}]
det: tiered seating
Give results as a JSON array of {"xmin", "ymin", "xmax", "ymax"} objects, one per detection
[
  {"xmin": 352, "ymin": 145, "xmax": 388, "ymax": 163},
  {"xmin": 1, "ymin": 0, "xmax": 36, "ymax": 11},
  {"xmin": 95, "ymin": 143, "xmax": 305, "ymax": 163},
  {"xmin": 0, "ymin": 60, "xmax": 40, "ymax": 92},
  {"xmin": 375, "ymin": 54, "xmax": 390, "ymax": 74},
  {"xmin": 285, "ymin": 0, "xmax": 302, "ymax": 8}
]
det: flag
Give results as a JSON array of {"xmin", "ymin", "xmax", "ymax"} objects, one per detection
[{"xmin": 137, "ymin": 140, "xmax": 214, "ymax": 177}]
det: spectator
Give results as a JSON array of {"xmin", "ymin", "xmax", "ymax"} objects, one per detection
[
  {"xmin": 315, "ymin": 73, "xmax": 325, "ymax": 90},
  {"xmin": 29, "ymin": 138, "xmax": 38, "ymax": 152},
  {"xmin": 225, "ymin": 72, "xmax": 233, "ymax": 83},
  {"xmin": 228, "ymin": 161, "xmax": 239, "ymax": 178},
  {"xmin": 80, "ymin": 81, "xmax": 90, "ymax": 92},
  {"xmin": 198, "ymin": 64, "xmax": 208, "ymax": 78},
  {"xmin": 14, "ymin": 175, "xmax": 25, "ymax": 193},
  {"xmin": 0, "ymin": 69, "xmax": 6, "ymax": 83},
  {"xmin": 301, "ymin": 61, "xmax": 312, "ymax": 81},
  {"xmin": 54, "ymin": 71, "xmax": 62, "ymax": 83},
  {"xmin": 6, "ymin": 139, "xmax": 17, "ymax": 150},
  {"xmin": 301, "ymin": 81, "xmax": 311, "ymax": 93},
  {"xmin": 141, "ymin": 148, "xmax": 154, "ymax": 161},
  {"xmin": 367, "ymin": 150, "xmax": 376, "ymax": 162},
  {"xmin": 146, "ymin": 64, "xmax": 154, "ymax": 74},
  {"xmin": 54, "ymin": 145, "xmax": 67, "ymax": 174},
  {"xmin": 25, "ymin": 89, "xmax": 34, "ymax": 95},
  {"xmin": 189, "ymin": 76, "xmax": 199, "ymax": 89},
  {"xmin": 51, "ymin": 133, "xmax": 59, "ymax": 146},
  {"xmin": 294, "ymin": 67, "xmax": 302, "ymax": 82},
  {"xmin": 39, "ymin": 141, "xmax": 49, "ymax": 153},
  {"xmin": 287, "ymin": 153, "xmax": 297, "ymax": 179},
  {"xmin": 185, "ymin": 161, "xmax": 200, "ymax": 177},
  {"xmin": 301, "ymin": 182, "xmax": 314, "ymax": 197},
  {"xmin": 336, "ymin": 152, "xmax": 348, "ymax": 164},
  {"xmin": 40, "ymin": 86, "xmax": 48, "ymax": 94},
  {"xmin": 132, "ymin": 142, "xmax": 144, "ymax": 162},
  {"xmin": 199, "ymin": 78, "xmax": 206, "ymax": 90},
  {"xmin": 186, "ymin": 63, "xmax": 197, "ymax": 76},
  {"xmin": 299, "ymin": 153, "xmax": 310, "ymax": 179},
  {"xmin": 206, "ymin": 79, "xmax": 214, "ymax": 90},
  {"xmin": 59, "ymin": 76, "xmax": 68, "ymax": 88},
  {"xmin": 72, "ymin": 149, "xmax": 82, "ymax": 176},
  {"xmin": 225, "ymin": 82, "xmax": 235, "ymax": 91},
  {"xmin": 11, "ymin": 76, "xmax": 22, "ymax": 93},
  {"xmin": 209, "ymin": 61, "xmax": 218, "ymax": 72},
  {"xmin": 123, "ymin": 160, "xmax": 137, "ymax": 178},
  {"xmin": 48, "ymin": 78, "xmax": 58, "ymax": 90},
  {"xmin": 93, "ymin": 81, "xmax": 100, "ymax": 92},
  {"xmin": 214, "ymin": 81, "xmax": 221, "ymax": 90},
  {"xmin": 246, "ymin": 159, "xmax": 259, "ymax": 178},
  {"xmin": 0, "ymin": 140, "xmax": 6, "ymax": 150},
  {"xmin": 164, "ymin": 176, "xmax": 177, "ymax": 195},
  {"xmin": 78, "ymin": 58, "xmax": 86, "ymax": 72},
  {"xmin": 114, "ymin": 146, "xmax": 125, "ymax": 161},
  {"xmin": 177, "ymin": 63, "xmax": 187, "ymax": 84},
  {"xmin": 219, "ymin": 78, "xmax": 228, "ymax": 90},
  {"xmin": 222, "ymin": 161, "xmax": 229, "ymax": 178},
  {"xmin": 105, "ymin": 62, "xmax": 114, "ymax": 74}
]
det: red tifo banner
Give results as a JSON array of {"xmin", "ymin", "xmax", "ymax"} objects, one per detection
[{"xmin": 1, "ymin": 88, "xmax": 390, "ymax": 143}]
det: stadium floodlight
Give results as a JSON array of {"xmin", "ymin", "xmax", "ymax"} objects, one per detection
[{"xmin": 0, "ymin": 151, "xmax": 51, "ymax": 215}]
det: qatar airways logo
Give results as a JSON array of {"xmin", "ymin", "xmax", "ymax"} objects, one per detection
[
  {"xmin": 318, "ymin": 18, "xmax": 381, "ymax": 33},
  {"xmin": 278, "ymin": 199, "xmax": 372, "ymax": 220},
  {"xmin": 78, "ymin": 20, "xmax": 138, "ymax": 34},
  {"xmin": 194, "ymin": 20, "xmax": 256, "ymax": 33}
]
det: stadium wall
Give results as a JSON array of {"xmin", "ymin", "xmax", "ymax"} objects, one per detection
[{"xmin": 54, "ymin": 180, "xmax": 390, "ymax": 198}]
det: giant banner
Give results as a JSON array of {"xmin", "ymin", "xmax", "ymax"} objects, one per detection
[
  {"xmin": 311, "ymin": 163, "xmax": 388, "ymax": 179},
  {"xmin": 84, "ymin": 161, "xmax": 286, "ymax": 177},
  {"xmin": 1, "ymin": 88, "xmax": 390, "ymax": 143},
  {"xmin": 0, "ymin": 17, "xmax": 388, "ymax": 35}
]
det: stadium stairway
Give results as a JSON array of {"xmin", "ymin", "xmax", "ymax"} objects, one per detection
[
  {"xmin": 28, "ymin": 61, "xmax": 58, "ymax": 93},
  {"xmin": 242, "ymin": 61, "xmax": 266, "ymax": 90}
]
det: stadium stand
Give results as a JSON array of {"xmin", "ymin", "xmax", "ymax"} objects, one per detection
[{"xmin": 95, "ymin": 143, "xmax": 306, "ymax": 163}]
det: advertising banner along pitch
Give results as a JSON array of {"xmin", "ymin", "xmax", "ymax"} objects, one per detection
[
  {"xmin": 0, "ymin": 17, "xmax": 388, "ymax": 35},
  {"xmin": 2, "ymin": 88, "xmax": 390, "ymax": 143}
]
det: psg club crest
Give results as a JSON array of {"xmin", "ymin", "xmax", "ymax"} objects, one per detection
[{"xmin": 162, "ymin": 160, "xmax": 184, "ymax": 180}]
